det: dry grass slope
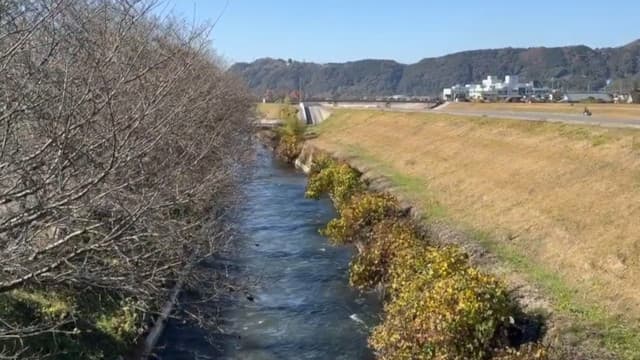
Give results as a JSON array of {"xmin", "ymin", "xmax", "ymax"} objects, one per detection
[
  {"xmin": 311, "ymin": 109, "xmax": 640, "ymax": 358},
  {"xmin": 257, "ymin": 103, "xmax": 284, "ymax": 119}
]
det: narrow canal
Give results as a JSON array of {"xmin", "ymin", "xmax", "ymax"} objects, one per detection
[{"xmin": 157, "ymin": 146, "xmax": 379, "ymax": 359}]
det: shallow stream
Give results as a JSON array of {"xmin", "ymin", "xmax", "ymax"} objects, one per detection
[{"xmin": 158, "ymin": 147, "xmax": 379, "ymax": 359}]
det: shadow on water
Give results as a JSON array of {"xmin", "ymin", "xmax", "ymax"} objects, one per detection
[{"xmin": 155, "ymin": 146, "xmax": 380, "ymax": 359}]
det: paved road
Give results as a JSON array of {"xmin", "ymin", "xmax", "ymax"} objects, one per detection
[{"xmin": 433, "ymin": 108, "xmax": 640, "ymax": 129}]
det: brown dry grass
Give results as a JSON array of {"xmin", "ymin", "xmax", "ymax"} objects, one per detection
[
  {"xmin": 448, "ymin": 102, "xmax": 640, "ymax": 120},
  {"xmin": 311, "ymin": 109, "xmax": 640, "ymax": 357},
  {"xmin": 256, "ymin": 103, "xmax": 283, "ymax": 119}
]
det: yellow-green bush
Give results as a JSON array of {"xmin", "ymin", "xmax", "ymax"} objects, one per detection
[
  {"xmin": 349, "ymin": 219, "xmax": 422, "ymax": 290},
  {"xmin": 7, "ymin": 290, "xmax": 73, "ymax": 321},
  {"xmin": 276, "ymin": 130, "xmax": 304, "ymax": 163},
  {"xmin": 96, "ymin": 299, "xmax": 142, "ymax": 344},
  {"xmin": 388, "ymin": 245, "xmax": 470, "ymax": 296},
  {"xmin": 370, "ymin": 267, "xmax": 512, "ymax": 359},
  {"xmin": 307, "ymin": 155, "xmax": 336, "ymax": 178},
  {"xmin": 305, "ymin": 158, "xmax": 364, "ymax": 209},
  {"xmin": 322, "ymin": 192, "xmax": 398, "ymax": 245}
]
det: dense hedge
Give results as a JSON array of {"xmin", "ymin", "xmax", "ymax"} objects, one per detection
[{"xmin": 305, "ymin": 157, "xmax": 550, "ymax": 359}]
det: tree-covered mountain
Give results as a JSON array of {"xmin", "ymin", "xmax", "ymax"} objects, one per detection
[{"xmin": 229, "ymin": 40, "xmax": 640, "ymax": 98}]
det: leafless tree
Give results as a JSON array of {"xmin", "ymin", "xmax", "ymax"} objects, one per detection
[{"xmin": 0, "ymin": 0, "xmax": 253, "ymax": 357}]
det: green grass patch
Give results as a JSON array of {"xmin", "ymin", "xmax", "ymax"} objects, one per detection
[{"xmin": 0, "ymin": 289, "xmax": 144, "ymax": 359}]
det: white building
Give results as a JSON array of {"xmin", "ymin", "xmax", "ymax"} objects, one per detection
[
  {"xmin": 442, "ymin": 85, "xmax": 469, "ymax": 102},
  {"xmin": 443, "ymin": 75, "xmax": 551, "ymax": 101}
]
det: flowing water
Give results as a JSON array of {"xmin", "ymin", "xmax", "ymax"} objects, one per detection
[{"xmin": 157, "ymin": 146, "xmax": 380, "ymax": 359}]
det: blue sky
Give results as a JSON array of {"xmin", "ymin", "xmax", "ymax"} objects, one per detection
[{"xmin": 160, "ymin": 0, "xmax": 639, "ymax": 64}]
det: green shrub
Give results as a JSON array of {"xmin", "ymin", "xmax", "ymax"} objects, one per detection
[
  {"xmin": 371, "ymin": 267, "xmax": 512, "ymax": 359},
  {"xmin": 275, "ymin": 103, "xmax": 306, "ymax": 162},
  {"xmin": 96, "ymin": 299, "xmax": 142, "ymax": 344},
  {"xmin": 278, "ymin": 114, "xmax": 305, "ymax": 139},
  {"xmin": 305, "ymin": 158, "xmax": 364, "ymax": 209},
  {"xmin": 0, "ymin": 290, "xmax": 144, "ymax": 359},
  {"xmin": 322, "ymin": 192, "xmax": 398, "ymax": 245}
]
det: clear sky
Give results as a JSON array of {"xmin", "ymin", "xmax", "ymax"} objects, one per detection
[{"xmin": 160, "ymin": 0, "xmax": 639, "ymax": 65}]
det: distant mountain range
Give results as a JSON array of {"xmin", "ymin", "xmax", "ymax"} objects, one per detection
[{"xmin": 229, "ymin": 40, "xmax": 640, "ymax": 98}]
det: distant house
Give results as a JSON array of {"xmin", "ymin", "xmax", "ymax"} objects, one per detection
[{"xmin": 561, "ymin": 92, "xmax": 612, "ymax": 103}]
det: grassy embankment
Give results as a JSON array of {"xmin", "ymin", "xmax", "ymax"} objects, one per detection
[
  {"xmin": 447, "ymin": 102, "xmax": 640, "ymax": 121},
  {"xmin": 310, "ymin": 109, "xmax": 640, "ymax": 359}
]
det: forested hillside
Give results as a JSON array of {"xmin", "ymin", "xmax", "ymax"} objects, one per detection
[{"xmin": 230, "ymin": 40, "xmax": 640, "ymax": 98}]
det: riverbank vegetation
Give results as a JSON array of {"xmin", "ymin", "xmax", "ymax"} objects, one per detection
[
  {"xmin": 308, "ymin": 108, "xmax": 640, "ymax": 359},
  {"xmin": 305, "ymin": 158, "xmax": 549, "ymax": 359},
  {"xmin": 272, "ymin": 103, "xmax": 306, "ymax": 162},
  {"xmin": 0, "ymin": 1, "xmax": 252, "ymax": 358}
]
